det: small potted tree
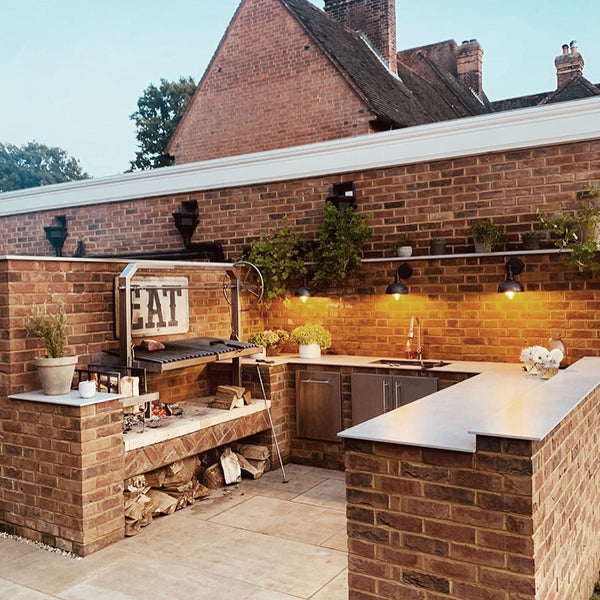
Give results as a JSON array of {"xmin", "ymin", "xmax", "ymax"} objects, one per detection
[
  {"xmin": 248, "ymin": 329, "xmax": 289, "ymax": 356},
  {"xmin": 468, "ymin": 219, "xmax": 505, "ymax": 253},
  {"xmin": 26, "ymin": 301, "xmax": 78, "ymax": 395},
  {"xmin": 290, "ymin": 324, "xmax": 332, "ymax": 359}
]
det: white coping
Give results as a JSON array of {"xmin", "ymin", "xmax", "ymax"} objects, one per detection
[
  {"xmin": 0, "ymin": 97, "xmax": 599, "ymax": 217},
  {"xmin": 123, "ymin": 400, "xmax": 271, "ymax": 452},
  {"xmin": 337, "ymin": 357, "xmax": 600, "ymax": 453},
  {"xmin": 8, "ymin": 389, "xmax": 124, "ymax": 408}
]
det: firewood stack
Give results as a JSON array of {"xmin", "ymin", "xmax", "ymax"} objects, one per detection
[
  {"xmin": 210, "ymin": 385, "xmax": 252, "ymax": 410},
  {"xmin": 123, "ymin": 443, "xmax": 271, "ymax": 535}
]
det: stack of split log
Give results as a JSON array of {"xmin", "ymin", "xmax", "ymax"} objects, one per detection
[
  {"xmin": 210, "ymin": 385, "xmax": 251, "ymax": 410},
  {"xmin": 123, "ymin": 443, "xmax": 271, "ymax": 535}
]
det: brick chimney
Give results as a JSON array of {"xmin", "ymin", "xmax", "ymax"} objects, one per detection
[
  {"xmin": 555, "ymin": 41, "xmax": 584, "ymax": 88},
  {"xmin": 456, "ymin": 39, "xmax": 484, "ymax": 100},
  {"xmin": 324, "ymin": 0, "xmax": 397, "ymax": 73}
]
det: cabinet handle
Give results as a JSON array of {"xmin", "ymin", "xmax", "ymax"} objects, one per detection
[
  {"xmin": 394, "ymin": 381, "xmax": 402, "ymax": 408},
  {"xmin": 383, "ymin": 380, "xmax": 391, "ymax": 412},
  {"xmin": 300, "ymin": 378, "xmax": 330, "ymax": 384}
]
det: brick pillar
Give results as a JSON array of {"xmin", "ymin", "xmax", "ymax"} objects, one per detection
[
  {"xmin": 456, "ymin": 39, "xmax": 484, "ymax": 100},
  {"xmin": 0, "ymin": 397, "xmax": 124, "ymax": 556}
]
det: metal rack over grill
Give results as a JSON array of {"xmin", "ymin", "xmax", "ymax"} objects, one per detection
[{"xmin": 131, "ymin": 337, "xmax": 258, "ymax": 373}]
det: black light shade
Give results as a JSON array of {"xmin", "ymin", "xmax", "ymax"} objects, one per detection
[
  {"xmin": 386, "ymin": 263, "xmax": 413, "ymax": 297},
  {"xmin": 44, "ymin": 216, "xmax": 68, "ymax": 257},
  {"xmin": 295, "ymin": 277, "xmax": 314, "ymax": 301},
  {"xmin": 498, "ymin": 257, "xmax": 525, "ymax": 297}
]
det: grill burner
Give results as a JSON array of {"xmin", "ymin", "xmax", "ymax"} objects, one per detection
[{"xmin": 131, "ymin": 337, "xmax": 259, "ymax": 372}]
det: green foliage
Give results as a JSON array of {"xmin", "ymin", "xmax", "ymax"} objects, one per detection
[
  {"xmin": 290, "ymin": 324, "xmax": 332, "ymax": 349},
  {"xmin": 0, "ymin": 142, "xmax": 89, "ymax": 192},
  {"xmin": 468, "ymin": 219, "xmax": 505, "ymax": 247},
  {"xmin": 248, "ymin": 329, "xmax": 289, "ymax": 347},
  {"xmin": 311, "ymin": 203, "xmax": 373, "ymax": 287},
  {"xmin": 26, "ymin": 301, "xmax": 68, "ymax": 358},
  {"xmin": 247, "ymin": 220, "xmax": 306, "ymax": 305},
  {"xmin": 539, "ymin": 183, "xmax": 600, "ymax": 271},
  {"xmin": 129, "ymin": 77, "xmax": 196, "ymax": 171}
]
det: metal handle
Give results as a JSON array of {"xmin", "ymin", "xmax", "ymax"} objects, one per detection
[
  {"xmin": 300, "ymin": 378, "xmax": 330, "ymax": 384},
  {"xmin": 394, "ymin": 381, "xmax": 402, "ymax": 408},
  {"xmin": 383, "ymin": 380, "xmax": 392, "ymax": 412}
]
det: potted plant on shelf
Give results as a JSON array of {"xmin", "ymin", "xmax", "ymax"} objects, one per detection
[
  {"xmin": 290, "ymin": 324, "xmax": 332, "ymax": 359},
  {"xmin": 429, "ymin": 237, "xmax": 447, "ymax": 255},
  {"xmin": 247, "ymin": 329, "xmax": 289, "ymax": 357},
  {"xmin": 521, "ymin": 230, "xmax": 542, "ymax": 251},
  {"xmin": 539, "ymin": 183, "xmax": 600, "ymax": 271},
  {"xmin": 26, "ymin": 301, "xmax": 78, "ymax": 395},
  {"xmin": 468, "ymin": 219, "xmax": 505, "ymax": 253},
  {"xmin": 391, "ymin": 234, "xmax": 416, "ymax": 257}
]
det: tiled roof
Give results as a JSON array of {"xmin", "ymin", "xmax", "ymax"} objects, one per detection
[{"xmin": 280, "ymin": 0, "xmax": 490, "ymax": 128}]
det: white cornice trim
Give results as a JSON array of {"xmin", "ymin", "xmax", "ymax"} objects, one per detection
[{"xmin": 1, "ymin": 97, "xmax": 600, "ymax": 217}]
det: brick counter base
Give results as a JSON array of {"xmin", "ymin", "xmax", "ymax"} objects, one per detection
[{"xmin": 344, "ymin": 385, "xmax": 600, "ymax": 599}]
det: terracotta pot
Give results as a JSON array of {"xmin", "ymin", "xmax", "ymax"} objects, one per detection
[
  {"xmin": 266, "ymin": 344, "xmax": 283, "ymax": 356},
  {"xmin": 34, "ymin": 355, "xmax": 78, "ymax": 396}
]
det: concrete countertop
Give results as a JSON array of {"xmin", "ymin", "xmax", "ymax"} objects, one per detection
[{"xmin": 245, "ymin": 353, "xmax": 600, "ymax": 453}]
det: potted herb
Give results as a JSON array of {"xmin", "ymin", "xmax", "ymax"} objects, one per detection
[
  {"xmin": 248, "ymin": 329, "xmax": 289, "ymax": 356},
  {"xmin": 290, "ymin": 324, "xmax": 332, "ymax": 359},
  {"xmin": 26, "ymin": 301, "xmax": 78, "ymax": 395},
  {"xmin": 391, "ymin": 234, "xmax": 416, "ymax": 257},
  {"xmin": 539, "ymin": 183, "xmax": 600, "ymax": 271},
  {"xmin": 247, "ymin": 219, "xmax": 306, "ymax": 306},
  {"xmin": 429, "ymin": 237, "xmax": 447, "ymax": 255},
  {"xmin": 468, "ymin": 219, "xmax": 505, "ymax": 253},
  {"xmin": 521, "ymin": 230, "xmax": 541, "ymax": 251},
  {"xmin": 310, "ymin": 202, "xmax": 372, "ymax": 288}
]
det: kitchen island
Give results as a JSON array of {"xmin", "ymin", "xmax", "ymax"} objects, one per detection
[{"xmin": 334, "ymin": 356, "xmax": 600, "ymax": 600}]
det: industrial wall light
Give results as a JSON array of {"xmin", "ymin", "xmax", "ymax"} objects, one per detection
[
  {"xmin": 386, "ymin": 263, "xmax": 413, "ymax": 299},
  {"xmin": 172, "ymin": 200, "xmax": 199, "ymax": 248},
  {"xmin": 44, "ymin": 215, "xmax": 68, "ymax": 257},
  {"xmin": 294, "ymin": 277, "xmax": 314, "ymax": 302},
  {"xmin": 498, "ymin": 257, "xmax": 525, "ymax": 298}
]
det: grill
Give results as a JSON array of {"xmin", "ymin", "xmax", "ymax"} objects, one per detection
[{"xmin": 131, "ymin": 337, "xmax": 259, "ymax": 372}]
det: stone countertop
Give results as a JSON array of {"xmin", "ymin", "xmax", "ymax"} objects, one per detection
[
  {"xmin": 8, "ymin": 389, "xmax": 125, "ymax": 407},
  {"xmin": 338, "ymin": 356, "xmax": 600, "ymax": 453},
  {"xmin": 243, "ymin": 353, "xmax": 600, "ymax": 453}
]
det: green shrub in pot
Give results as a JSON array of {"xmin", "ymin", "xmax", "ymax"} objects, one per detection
[
  {"xmin": 468, "ymin": 219, "xmax": 505, "ymax": 253},
  {"xmin": 290, "ymin": 324, "xmax": 332, "ymax": 359},
  {"xmin": 26, "ymin": 301, "xmax": 78, "ymax": 395}
]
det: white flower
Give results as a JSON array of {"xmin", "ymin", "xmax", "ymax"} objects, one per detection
[
  {"xmin": 549, "ymin": 348, "xmax": 564, "ymax": 364},
  {"xmin": 520, "ymin": 345, "xmax": 563, "ymax": 369}
]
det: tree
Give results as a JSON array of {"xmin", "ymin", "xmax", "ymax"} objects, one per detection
[
  {"xmin": 128, "ymin": 76, "xmax": 197, "ymax": 171},
  {"xmin": 0, "ymin": 142, "xmax": 89, "ymax": 192}
]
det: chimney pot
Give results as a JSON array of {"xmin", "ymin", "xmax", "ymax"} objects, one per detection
[{"xmin": 562, "ymin": 44, "xmax": 569, "ymax": 54}]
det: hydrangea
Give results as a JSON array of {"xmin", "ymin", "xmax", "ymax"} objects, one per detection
[{"xmin": 520, "ymin": 345, "xmax": 563, "ymax": 369}]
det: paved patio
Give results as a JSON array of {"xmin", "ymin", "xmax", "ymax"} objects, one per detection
[{"xmin": 0, "ymin": 464, "xmax": 348, "ymax": 599}]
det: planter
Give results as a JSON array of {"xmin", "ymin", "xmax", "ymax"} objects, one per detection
[
  {"xmin": 522, "ymin": 233, "xmax": 541, "ymax": 251},
  {"xmin": 473, "ymin": 239, "xmax": 492, "ymax": 253},
  {"xmin": 266, "ymin": 344, "xmax": 283, "ymax": 356},
  {"xmin": 34, "ymin": 355, "xmax": 78, "ymax": 396},
  {"xmin": 429, "ymin": 238, "xmax": 446, "ymax": 255},
  {"xmin": 396, "ymin": 246, "xmax": 413, "ymax": 257},
  {"xmin": 298, "ymin": 343, "xmax": 321, "ymax": 359}
]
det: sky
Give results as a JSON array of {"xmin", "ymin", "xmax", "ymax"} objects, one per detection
[{"xmin": 1, "ymin": 0, "xmax": 599, "ymax": 179}]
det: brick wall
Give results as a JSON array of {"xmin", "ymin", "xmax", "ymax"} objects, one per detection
[
  {"xmin": 167, "ymin": 0, "xmax": 374, "ymax": 164},
  {"xmin": 343, "ymin": 385, "xmax": 600, "ymax": 599}
]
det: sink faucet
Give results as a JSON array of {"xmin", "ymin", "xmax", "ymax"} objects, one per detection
[{"xmin": 406, "ymin": 316, "xmax": 423, "ymax": 366}]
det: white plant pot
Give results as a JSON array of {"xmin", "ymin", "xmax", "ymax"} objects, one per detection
[
  {"xmin": 34, "ymin": 355, "xmax": 78, "ymax": 396},
  {"xmin": 78, "ymin": 379, "xmax": 97, "ymax": 399},
  {"xmin": 298, "ymin": 343, "xmax": 321, "ymax": 359},
  {"xmin": 249, "ymin": 347, "xmax": 266, "ymax": 359},
  {"xmin": 396, "ymin": 246, "xmax": 413, "ymax": 257},
  {"xmin": 474, "ymin": 239, "xmax": 492, "ymax": 253}
]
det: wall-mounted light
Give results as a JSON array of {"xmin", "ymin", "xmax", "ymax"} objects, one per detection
[
  {"xmin": 44, "ymin": 216, "xmax": 68, "ymax": 257},
  {"xmin": 172, "ymin": 200, "xmax": 199, "ymax": 248},
  {"xmin": 386, "ymin": 263, "xmax": 413, "ymax": 299},
  {"xmin": 498, "ymin": 257, "xmax": 525, "ymax": 298},
  {"xmin": 295, "ymin": 277, "xmax": 314, "ymax": 302}
]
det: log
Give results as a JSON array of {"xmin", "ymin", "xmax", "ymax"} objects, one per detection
[
  {"xmin": 147, "ymin": 489, "xmax": 178, "ymax": 515},
  {"xmin": 247, "ymin": 457, "xmax": 271, "ymax": 475},
  {"xmin": 144, "ymin": 468, "xmax": 166, "ymax": 488},
  {"xmin": 217, "ymin": 385, "xmax": 245, "ymax": 398},
  {"xmin": 236, "ymin": 443, "xmax": 270, "ymax": 461},
  {"xmin": 124, "ymin": 492, "xmax": 152, "ymax": 520},
  {"xmin": 202, "ymin": 463, "xmax": 225, "ymax": 489},
  {"xmin": 163, "ymin": 456, "xmax": 200, "ymax": 487},
  {"xmin": 220, "ymin": 447, "xmax": 241, "ymax": 484},
  {"xmin": 235, "ymin": 452, "xmax": 263, "ymax": 479},
  {"xmin": 125, "ymin": 518, "xmax": 142, "ymax": 536}
]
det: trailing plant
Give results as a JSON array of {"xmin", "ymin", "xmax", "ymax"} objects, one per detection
[
  {"xmin": 247, "ymin": 219, "xmax": 306, "ymax": 305},
  {"xmin": 468, "ymin": 219, "xmax": 505, "ymax": 248},
  {"xmin": 290, "ymin": 324, "xmax": 332, "ymax": 349},
  {"xmin": 311, "ymin": 202, "xmax": 373, "ymax": 287},
  {"xmin": 539, "ymin": 183, "xmax": 600, "ymax": 271},
  {"xmin": 26, "ymin": 301, "xmax": 69, "ymax": 358}
]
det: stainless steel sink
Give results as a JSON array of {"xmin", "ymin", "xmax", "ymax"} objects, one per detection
[{"xmin": 370, "ymin": 358, "xmax": 450, "ymax": 369}]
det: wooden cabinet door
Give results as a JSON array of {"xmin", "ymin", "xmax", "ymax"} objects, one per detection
[{"xmin": 295, "ymin": 371, "xmax": 342, "ymax": 442}]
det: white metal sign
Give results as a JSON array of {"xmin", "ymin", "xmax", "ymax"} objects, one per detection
[{"xmin": 115, "ymin": 276, "xmax": 189, "ymax": 337}]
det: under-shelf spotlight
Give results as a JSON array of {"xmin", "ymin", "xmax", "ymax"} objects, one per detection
[
  {"xmin": 386, "ymin": 263, "xmax": 413, "ymax": 299},
  {"xmin": 498, "ymin": 257, "xmax": 525, "ymax": 299},
  {"xmin": 294, "ymin": 277, "xmax": 314, "ymax": 302}
]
